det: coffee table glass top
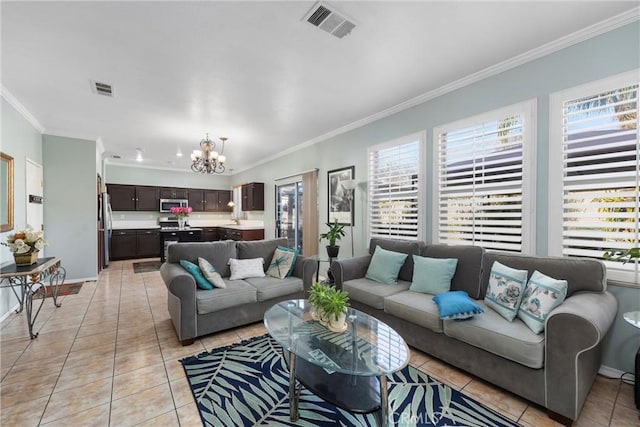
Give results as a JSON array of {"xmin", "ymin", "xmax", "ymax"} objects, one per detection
[{"xmin": 264, "ymin": 299, "xmax": 409, "ymax": 377}]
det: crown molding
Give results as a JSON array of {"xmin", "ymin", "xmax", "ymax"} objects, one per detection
[
  {"xmin": 0, "ymin": 85, "xmax": 45, "ymax": 133},
  {"xmin": 235, "ymin": 7, "xmax": 639, "ymax": 174},
  {"xmin": 104, "ymin": 159, "xmax": 232, "ymax": 175}
]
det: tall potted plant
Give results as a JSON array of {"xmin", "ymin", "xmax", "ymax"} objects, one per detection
[{"xmin": 319, "ymin": 219, "xmax": 346, "ymax": 258}]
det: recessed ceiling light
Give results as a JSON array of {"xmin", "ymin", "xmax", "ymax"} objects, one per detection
[
  {"xmin": 176, "ymin": 148, "xmax": 183, "ymax": 157},
  {"xmin": 135, "ymin": 148, "xmax": 144, "ymax": 162}
]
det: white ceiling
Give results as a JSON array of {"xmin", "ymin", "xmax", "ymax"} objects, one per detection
[{"xmin": 2, "ymin": 1, "xmax": 637, "ymax": 173}]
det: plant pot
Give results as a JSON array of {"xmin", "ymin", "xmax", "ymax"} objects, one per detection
[
  {"xmin": 328, "ymin": 312, "xmax": 347, "ymax": 332},
  {"xmin": 14, "ymin": 251, "xmax": 38, "ymax": 266},
  {"xmin": 326, "ymin": 245, "xmax": 340, "ymax": 258}
]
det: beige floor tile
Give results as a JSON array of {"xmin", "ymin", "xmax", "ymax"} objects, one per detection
[
  {"xmin": 588, "ymin": 375, "xmax": 620, "ymax": 404},
  {"xmin": 55, "ymin": 357, "xmax": 114, "ymax": 392},
  {"xmin": 418, "ymin": 358, "xmax": 472, "ymax": 390},
  {"xmin": 170, "ymin": 376, "xmax": 195, "ymax": 408},
  {"xmin": 0, "ymin": 371, "xmax": 60, "ymax": 407},
  {"xmin": 160, "ymin": 341, "xmax": 205, "ymax": 362},
  {"xmin": 616, "ymin": 382, "xmax": 636, "ymax": 410},
  {"xmin": 2, "ymin": 354, "xmax": 67, "ymax": 385},
  {"xmin": 176, "ymin": 402, "xmax": 202, "ymax": 425},
  {"xmin": 116, "ymin": 324, "xmax": 157, "ymax": 342},
  {"xmin": 110, "ymin": 382, "xmax": 175, "ymax": 427},
  {"xmin": 0, "ymin": 395, "xmax": 49, "ymax": 427},
  {"xmin": 165, "ymin": 358, "xmax": 187, "ymax": 381},
  {"xmin": 236, "ymin": 322, "xmax": 267, "ymax": 339},
  {"xmin": 135, "ymin": 410, "xmax": 180, "ymax": 427},
  {"xmin": 610, "ymin": 402, "xmax": 640, "ymax": 427},
  {"xmin": 112, "ymin": 362, "xmax": 168, "ymax": 400},
  {"xmin": 64, "ymin": 343, "xmax": 115, "ymax": 370},
  {"xmin": 116, "ymin": 335, "xmax": 160, "ymax": 356},
  {"xmin": 199, "ymin": 330, "xmax": 242, "ymax": 350},
  {"xmin": 70, "ymin": 330, "xmax": 117, "ymax": 352},
  {"xmin": 0, "ymin": 336, "xmax": 31, "ymax": 354},
  {"xmin": 518, "ymin": 405, "xmax": 565, "ymax": 427},
  {"xmin": 461, "ymin": 379, "xmax": 528, "ymax": 421},
  {"xmin": 40, "ymin": 402, "xmax": 111, "ymax": 427},
  {"xmin": 1, "ymin": 350, "xmax": 23, "ymax": 370},
  {"xmin": 36, "ymin": 326, "xmax": 79, "ymax": 342},
  {"xmin": 15, "ymin": 339, "xmax": 74, "ymax": 363},
  {"xmin": 77, "ymin": 320, "xmax": 118, "ymax": 338},
  {"xmin": 409, "ymin": 347, "xmax": 432, "ymax": 367},
  {"xmin": 41, "ymin": 377, "xmax": 113, "ymax": 424},
  {"xmin": 115, "ymin": 346, "xmax": 164, "ymax": 375},
  {"xmin": 575, "ymin": 397, "xmax": 614, "ymax": 427}
]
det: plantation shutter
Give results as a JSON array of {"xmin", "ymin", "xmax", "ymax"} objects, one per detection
[
  {"xmin": 435, "ymin": 102, "xmax": 534, "ymax": 252},
  {"xmin": 559, "ymin": 83, "xmax": 639, "ymax": 278},
  {"xmin": 368, "ymin": 137, "xmax": 421, "ymax": 240}
]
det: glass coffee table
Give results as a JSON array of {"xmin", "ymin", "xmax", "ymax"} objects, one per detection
[{"xmin": 264, "ymin": 299, "xmax": 409, "ymax": 426}]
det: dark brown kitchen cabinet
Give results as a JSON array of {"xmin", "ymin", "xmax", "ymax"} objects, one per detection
[
  {"xmin": 136, "ymin": 229, "xmax": 160, "ymax": 257},
  {"xmin": 159, "ymin": 187, "xmax": 188, "ymax": 199},
  {"xmin": 110, "ymin": 230, "xmax": 137, "ymax": 259},
  {"xmin": 241, "ymin": 182, "xmax": 264, "ymax": 211},
  {"xmin": 217, "ymin": 190, "xmax": 233, "ymax": 212},
  {"xmin": 107, "ymin": 184, "xmax": 158, "ymax": 211},
  {"xmin": 204, "ymin": 191, "xmax": 218, "ymax": 212},
  {"xmin": 188, "ymin": 190, "xmax": 205, "ymax": 212},
  {"xmin": 201, "ymin": 227, "xmax": 220, "ymax": 242},
  {"xmin": 189, "ymin": 189, "xmax": 230, "ymax": 212},
  {"xmin": 219, "ymin": 227, "xmax": 264, "ymax": 241}
]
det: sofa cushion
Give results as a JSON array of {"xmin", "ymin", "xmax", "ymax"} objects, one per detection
[
  {"xmin": 484, "ymin": 261, "xmax": 528, "ymax": 322},
  {"xmin": 384, "ymin": 290, "xmax": 443, "ymax": 333},
  {"xmin": 422, "ymin": 244, "xmax": 484, "ymax": 299},
  {"xmin": 432, "ymin": 291, "xmax": 484, "ymax": 320},
  {"xmin": 244, "ymin": 276, "xmax": 304, "ymax": 302},
  {"xmin": 517, "ymin": 271, "xmax": 568, "ymax": 334},
  {"xmin": 443, "ymin": 300, "xmax": 545, "ymax": 369},
  {"xmin": 169, "ymin": 241, "xmax": 237, "ymax": 278},
  {"xmin": 343, "ymin": 278, "xmax": 411, "ymax": 310},
  {"xmin": 409, "ymin": 255, "xmax": 458, "ymax": 295},
  {"xmin": 196, "ymin": 280, "xmax": 257, "ymax": 314},
  {"xmin": 366, "ymin": 246, "xmax": 408, "ymax": 285},
  {"xmin": 237, "ymin": 238, "xmax": 288, "ymax": 271},
  {"xmin": 368, "ymin": 238, "xmax": 423, "ymax": 283}
]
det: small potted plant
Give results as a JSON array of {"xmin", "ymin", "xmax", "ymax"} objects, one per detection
[
  {"xmin": 2, "ymin": 225, "xmax": 47, "ymax": 266},
  {"xmin": 319, "ymin": 218, "xmax": 346, "ymax": 258},
  {"xmin": 308, "ymin": 282, "xmax": 329, "ymax": 321},
  {"xmin": 322, "ymin": 286, "xmax": 350, "ymax": 332}
]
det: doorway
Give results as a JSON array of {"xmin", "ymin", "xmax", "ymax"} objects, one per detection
[{"xmin": 276, "ymin": 182, "xmax": 303, "ymax": 252}]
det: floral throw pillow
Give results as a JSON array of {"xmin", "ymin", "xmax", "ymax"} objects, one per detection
[
  {"xmin": 484, "ymin": 261, "xmax": 528, "ymax": 322},
  {"xmin": 517, "ymin": 271, "xmax": 568, "ymax": 334},
  {"xmin": 266, "ymin": 246, "xmax": 299, "ymax": 279}
]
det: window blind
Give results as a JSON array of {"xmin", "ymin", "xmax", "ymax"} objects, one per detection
[
  {"xmin": 435, "ymin": 102, "xmax": 534, "ymax": 252},
  {"xmin": 559, "ymin": 83, "xmax": 639, "ymax": 279},
  {"xmin": 368, "ymin": 137, "xmax": 421, "ymax": 240}
]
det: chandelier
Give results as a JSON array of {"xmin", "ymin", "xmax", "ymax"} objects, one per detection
[{"xmin": 190, "ymin": 133, "xmax": 228, "ymax": 174}]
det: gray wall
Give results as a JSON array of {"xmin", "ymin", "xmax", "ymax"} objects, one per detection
[
  {"xmin": 233, "ymin": 22, "xmax": 640, "ymax": 373},
  {"xmin": 0, "ymin": 97, "xmax": 43, "ymax": 316},
  {"xmin": 43, "ymin": 135, "xmax": 97, "ymax": 281},
  {"xmin": 106, "ymin": 164, "xmax": 231, "ymax": 190}
]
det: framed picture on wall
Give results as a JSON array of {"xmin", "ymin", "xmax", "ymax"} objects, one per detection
[{"xmin": 327, "ymin": 166, "xmax": 354, "ymax": 225}]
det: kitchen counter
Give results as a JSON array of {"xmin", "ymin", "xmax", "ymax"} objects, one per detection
[
  {"xmin": 217, "ymin": 224, "xmax": 264, "ymax": 230},
  {"xmin": 113, "ymin": 225, "xmax": 160, "ymax": 230}
]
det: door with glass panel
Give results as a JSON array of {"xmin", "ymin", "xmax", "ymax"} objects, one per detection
[{"xmin": 276, "ymin": 182, "xmax": 303, "ymax": 252}]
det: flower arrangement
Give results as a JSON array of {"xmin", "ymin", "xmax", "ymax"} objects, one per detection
[
  {"xmin": 2, "ymin": 225, "xmax": 47, "ymax": 254},
  {"xmin": 170, "ymin": 206, "xmax": 193, "ymax": 218}
]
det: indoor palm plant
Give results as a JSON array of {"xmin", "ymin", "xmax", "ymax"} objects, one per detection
[
  {"xmin": 319, "ymin": 219, "xmax": 346, "ymax": 258},
  {"xmin": 308, "ymin": 282, "xmax": 350, "ymax": 331}
]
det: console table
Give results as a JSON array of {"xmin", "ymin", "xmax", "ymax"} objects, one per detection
[{"xmin": 0, "ymin": 257, "xmax": 66, "ymax": 339}]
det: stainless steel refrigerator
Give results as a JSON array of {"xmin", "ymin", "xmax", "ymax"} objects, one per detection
[{"xmin": 100, "ymin": 192, "xmax": 112, "ymax": 268}]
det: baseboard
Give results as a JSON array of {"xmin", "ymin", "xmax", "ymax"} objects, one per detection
[
  {"xmin": 0, "ymin": 302, "xmax": 21, "ymax": 323},
  {"xmin": 599, "ymin": 364, "xmax": 634, "ymax": 381},
  {"xmin": 67, "ymin": 276, "xmax": 98, "ymax": 283}
]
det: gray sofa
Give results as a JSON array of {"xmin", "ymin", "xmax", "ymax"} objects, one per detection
[
  {"xmin": 331, "ymin": 238, "xmax": 618, "ymax": 425},
  {"xmin": 160, "ymin": 238, "xmax": 316, "ymax": 345}
]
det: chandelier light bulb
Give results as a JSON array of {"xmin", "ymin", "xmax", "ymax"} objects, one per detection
[{"xmin": 218, "ymin": 155, "xmax": 226, "ymax": 164}]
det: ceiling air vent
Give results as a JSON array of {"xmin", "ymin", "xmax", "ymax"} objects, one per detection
[
  {"xmin": 304, "ymin": 2, "xmax": 356, "ymax": 39},
  {"xmin": 91, "ymin": 80, "xmax": 114, "ymax": 97}
]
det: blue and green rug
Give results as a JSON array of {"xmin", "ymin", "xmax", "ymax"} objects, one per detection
[{"xmin": 181, "ymin": 334, "xmax": 520, "ymax": 426}]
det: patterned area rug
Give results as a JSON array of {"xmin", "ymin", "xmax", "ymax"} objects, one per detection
[
  {"xmin": 181, "ymin": 334, "xmax": 520, "ymax": 426},
  {"xmin": 133, "ymin": 261, "xmax": 162, "ymax": 273}
]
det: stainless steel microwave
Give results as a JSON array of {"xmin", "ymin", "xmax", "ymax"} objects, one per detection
[{"xmin": 159, "ymin": 199, "xmax": 189, "ymax": 213}]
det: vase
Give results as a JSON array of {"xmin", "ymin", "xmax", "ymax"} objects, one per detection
[
  {"xmin": 178, "ymin": 217, "xmax": 186, "ymax": 230},
  {"xmin": 328, "ymin": 312, "xmax": 347, "ymax": 332},
  {"xmin": 14, "ymin": 250, "xmax": 39, "ymax": 266}
]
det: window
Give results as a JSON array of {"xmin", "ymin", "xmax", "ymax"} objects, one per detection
[
  {"xmin": 433, "ymin": 100, "xmax": 536, "ymax": 253},
  {"xmin": 549, "ymin": 71, "xmax": 639, "ymax": 284},
  {"xmin": 368, "ymin": 133, "xmax": 424, "ymax": 241}
]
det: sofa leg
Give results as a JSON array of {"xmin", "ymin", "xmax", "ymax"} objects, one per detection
[
  {"xmin": 181, "ymin": 338, "xmax": 196, "ymax": 346},
  {"xmin": 547, "ymin": 410, "xmax": 573, "ymax": 426}
]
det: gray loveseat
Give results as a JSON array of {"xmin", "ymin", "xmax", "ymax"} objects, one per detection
[
  {"xmin": 331, "ymin": 238, "xmax": 618, "ymax": 425},
  {"xmin": 160, "ymin": 238, "xmax": 316, "ymax": 345}
]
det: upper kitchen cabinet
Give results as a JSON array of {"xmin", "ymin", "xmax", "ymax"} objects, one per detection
[
  {"xmin": 241, "ymin": 182, "xmax": 264, "ymax": 211},
  {"xmin": 159, "ymin": 187, "xmax": 189, "ymax": 199},
  {"xmin": 189, "ymin": 189, "xmax": 232, "ymax": 212},
  {"xmin": 217, "ymin": 190, "xmax": 233, "ymax": 212},
  {"xmin": 188, "ymin": 189, "xmax": 205, "ymax": 212},
  {"xmin": 107, "ymin": 184, "xmax": 159, "ymax": 211}
]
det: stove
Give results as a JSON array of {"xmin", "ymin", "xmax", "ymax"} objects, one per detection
[{"xmin": 158, "ymin": 217, "xmax": 188, "ymax": 229}]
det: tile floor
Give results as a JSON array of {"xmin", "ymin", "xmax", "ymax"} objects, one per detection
[{"xmin": 0, "ymin": 258, "xmax": 637, "ymax": 426}]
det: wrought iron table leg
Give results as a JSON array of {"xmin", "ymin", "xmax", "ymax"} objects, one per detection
[{"xmin": 49, "ymin": 266, "xmax": 66, "ymax": 308}]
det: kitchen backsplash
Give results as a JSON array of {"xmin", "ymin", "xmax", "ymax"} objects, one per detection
[{"xmin": 111, "ymin": 211, "xmax": 265, "ymax": 229}]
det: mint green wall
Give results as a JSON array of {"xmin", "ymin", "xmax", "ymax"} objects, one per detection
[
  {"xmin": 43, "ymin": 135, "xmax": 97, "ymax": 281},
  {"xmin": 0, "ymin": 97, "xmax": 43, "ymax": 316},
  {"xmin": 234, "ymin": 22, "xmax": 640, "ymax": 373},
  {"xmin": 106, "ymin": 164, "xmax": 231, "ymax": 190}
]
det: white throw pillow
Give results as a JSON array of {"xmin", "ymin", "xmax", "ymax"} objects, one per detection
[
  {"xmin": 228, "ymin": 258, "xmax": 265, "ymax": 280},
  {"xmin": 198, "ymin": 257, "xmax": 226, "ymax": 289}
]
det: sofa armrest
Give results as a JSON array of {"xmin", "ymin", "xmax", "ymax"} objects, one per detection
[
  {"xmin": 160, "ymin": 262, "xmax": 197, "ymax": 342},
  {"xmin": 331, "ymin": 255, "xmax": 372, "ymax": 290},
  {"xmin": 544, "ymin": 291, "xmax": 618, "ymax": 421},
  {"xmin": 291, "ymin": 255, "xmax": 317, "ymax": 294}
]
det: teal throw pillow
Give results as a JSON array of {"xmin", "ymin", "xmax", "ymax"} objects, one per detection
[
  {"xmin": 433, "ymin": 291, "xmax": 484, "ymax": 320},
  {"xmin": 517, "ymin": 271, "xmax": 568, "ymax": 334},
  {"xmin": 198, "ymin": 257, "xmax": 226, "ymax": 289},
  {"xmin": 484, "ymin": 261, "xmax": 528, "ymax": 322},
  {"xmin": 409, "ymin": 255, "xmax": 458, "ymax": 295},
  {"xmin": 365, "ymin": 246, "xmax": 409, "ymax": 285},
  {"xmin": 266, "ymin": 246, "xmax": 299, "ymax": 279},
  {"xmin": 180, "ymin": 259, "xmax": 213, "ymax": 290}
]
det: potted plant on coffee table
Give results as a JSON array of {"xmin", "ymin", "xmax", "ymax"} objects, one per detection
[
  {"xmin": 319, "ymin": 218, "xmax": 346, "ymax": 258},
  {"xmin": 321, "ymin": 286, "xmax": 350, "ymax": 332},
  {"xmin": 308, "ymin": 282, "xmax": 329, "ymax": 321}
]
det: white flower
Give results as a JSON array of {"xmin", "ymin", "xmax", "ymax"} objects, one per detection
[
  {"xmin": 34, "ymin": 239, "xmax": 46, "ymax": 250},
  {"xmin": 13, "ymin": 240, "xmax": 30, "ymax": 254}
]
